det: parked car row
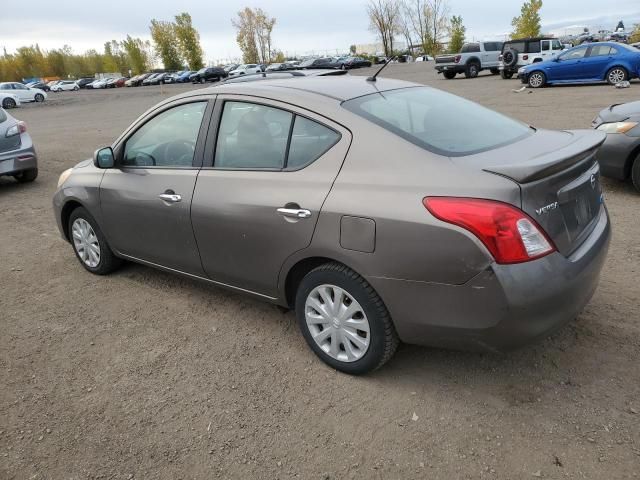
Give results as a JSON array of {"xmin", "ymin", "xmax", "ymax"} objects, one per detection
[{"xmin": 0, "ymin": 82, "xmax": 47, "ymax": 108}]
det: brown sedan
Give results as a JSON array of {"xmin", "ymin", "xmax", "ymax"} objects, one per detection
[{"xmin": 53, "ymin": 76, "xmax": 610, "ymax": 374}]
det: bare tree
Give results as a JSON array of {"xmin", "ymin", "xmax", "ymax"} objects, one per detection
[
  {"xmin": 428, "ymin": 0, "xmax": 450, "ymax": 56},
  {"xmin": 398, "ymin": 1, "xmax": 416, "ymax": 52},
  {"xmin": 367, "ymin": 0, "xmax": 400, "ymax": 57},
  {"xmin": 402, "ymin": 0, "xmax": 449, "ymax": 56}
]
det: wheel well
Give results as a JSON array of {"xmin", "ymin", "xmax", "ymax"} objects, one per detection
[
  {"xmin": 532, "ymin": 58, "xmax": 543, "ymax": 63},
  {"xmin": 284, "ymin": 256, "xmax": 344, "ymax": 308},
  {"xmin": 60, "ymin": 200, "xmax": 83, "ymax": 242},
  {"xmin": 466, "ymin": 57, "xmax": 480, "ymax": 66},
  {"xmin": 605, "ymin": 65, "xmax": 628, "ymax": 79},
  {"xmin": 624, "ymin": 144, "xmax": 640, "ymax": 179}
]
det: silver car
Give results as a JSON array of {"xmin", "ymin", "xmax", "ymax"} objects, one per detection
[
  {"xmin": 53, "ymin": 77, "xmax": 611, "ymax": 374},
  {"xmin": 0, "ymin": 108, "xmax": 38, "ymax": 182}
]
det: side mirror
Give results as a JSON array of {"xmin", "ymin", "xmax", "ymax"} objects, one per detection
[{"xmin": 94, "ymin": 147, "xmax": 115, "ymax": 169}]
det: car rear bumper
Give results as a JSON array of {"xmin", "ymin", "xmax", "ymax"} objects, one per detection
[
  {"xmin": 368, "ymin": 205, "xmax": 611, "ymax": 352},
  {"xmin": 596, "ymin": 133, "xmax": 640, "ymax": 180},
  {"xmin": 0, "ymin": 140, "xmax": 37, "ymax": 176},
  {"xmin": 435, "ymin": 65, "xmax": 465, "ymax": 74}
]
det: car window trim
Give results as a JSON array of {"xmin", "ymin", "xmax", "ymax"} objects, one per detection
[
  {"xmin": 113, "ymin": 96, "xmax": 215, "ymax": 170},
  {"xmin": 203, "ymin": 96, "xmax": 342, "ymax": 172}
]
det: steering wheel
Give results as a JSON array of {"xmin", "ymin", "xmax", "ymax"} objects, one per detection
[{"xmin": 159, "ymin": 140, "xmax": 196, "ymax": 166}]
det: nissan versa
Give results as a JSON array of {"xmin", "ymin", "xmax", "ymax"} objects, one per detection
[{"xmin": 53, "ymin": 77, "xmax": 611, "ymax": 374}]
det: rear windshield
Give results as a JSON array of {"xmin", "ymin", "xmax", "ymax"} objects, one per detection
[
  {"xmin": 342, "ymin": 87, "xmax": 532, "ymax": 156},
  {"xmin": 461, "ymin": 43, "xmax": 480, "ymax": 53}
]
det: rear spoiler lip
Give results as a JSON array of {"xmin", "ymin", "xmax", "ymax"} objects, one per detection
[{"xmin": 482, "ymin": 130, "xmax": 606, "ymax": 184}]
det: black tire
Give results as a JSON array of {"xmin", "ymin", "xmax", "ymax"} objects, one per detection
[
  {"xmin": 490, "ymin": 67, "xmax": 499, "ymax": 75},
  {"xmin": 464, "ymin": 62, "xmax": 480, "ymax": 79},
  {"xmin": 500, "ymin": 70, "xmax": 514, "ymax": 79},
  {"xmin": 67, "ymin": 206, "xmax": 122, "ymax": 275},
  {"xmin": 528, "ymin": 70, "xmax": 546, "ymax": 88},
  {"xmin": 443, "ymin": 71, "xmax": 456, "ymax": 79},
  {"xmin": 2, "ymin": 97, "xmax": 16, "ymax": 109},
  {"xmin": 34, "ymin": 93, "xmax": 45, "ymax": 102},
  {"xmin": 295, "ymin": 262, "xmax": 399, "ymax": 375},
  {"xmin": 14, "ymin": 168, "xmax": 38, "ymax": 183},
  {"xmin": 200, "ymin": 77, "xmax": 205, "ymax": 84},
  {"xmin": 606, "ymin": 66, "xmax": 628, "ymax": 85},
  {"xmin": 502, "ymin": 49, "xmax": 518, "ymax": 68},
  {"xmin": 631, "ymin": 154, "xmax": 640, "ymax": 193}
]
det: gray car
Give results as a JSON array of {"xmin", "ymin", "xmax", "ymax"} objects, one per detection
[
  {"xmin": 592, "ymin": 101, "xmax": 640, "ymax": 192},
  {"xmin": 53, "ymin": 77, "xmax": 611, "ymax": 374},
  {"xmin": 0, "ymin": 107, "xmax": 38, "ymax": 183}
]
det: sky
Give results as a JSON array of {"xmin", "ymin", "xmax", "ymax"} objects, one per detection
[{"xmin": 1, "ymin": 0, "xmax": 639, "ymax": 63}]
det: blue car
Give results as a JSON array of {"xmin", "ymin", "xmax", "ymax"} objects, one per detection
[
  {"xmin": 176, "ymin": 71, "xmax": 195, "ymax": 83},
  {"xmin": 519, "ymin": 42, "xmax": 640, "ymax": 88}
]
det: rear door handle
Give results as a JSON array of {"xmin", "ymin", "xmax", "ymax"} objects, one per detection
[
  {"xmin": 277, "ymin": 208, "xmax": 312, "ymax": 219},
  {"xmin": 159, "ymin": 193, "xmax": 182, "ymax": 203}
]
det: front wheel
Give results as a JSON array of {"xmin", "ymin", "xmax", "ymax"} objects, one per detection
[
  {"xmin": 295, "ymin": 263, "xmax": 399, "ymax": 375},
  {"xmin": 631, "ymin": 154, "xmax": 640, "ymax": 193},
  {"xmin": 500, "ymin": 70, "xmax": 514, "ymax": 79},
  {"xmin": 68, "ymin": 207, "xmax": 122, "ymax": 275},
  {"xmin": 443, "ymin": 71, "xmax": 456, "ymax": 79},
  {"xmin": 34, "ymin": 93, "xmax": 45, "ymax": 102},
  {"xmin": 606, "ymin": 67, "xmax": 628, "ymax": 85},
  {"xmin": 528, "ymin": 71, "xmax": 546, "ymax": 88}
]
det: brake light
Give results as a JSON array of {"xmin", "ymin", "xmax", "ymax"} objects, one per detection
[
  {"xmin": 454, "ymin": 55, "xmax": 461, "ymax": 63},
  {"xmin": 499, "ymin": 54, "xmax": 503, "ymax": 61},
  {"xmin": 523, "ymin": 55, "xmax": 529, "ymax": 61},
  {"xmin": 423, "ymin": 197, "xmax": 556, "ymax": 264},
  {"xmin": 5, "ymin": 121, "xmax": 26, "ymax": 137},
  {"xmin": 18, "ymin": 121, "xmax": 27, "ymax": 133}
]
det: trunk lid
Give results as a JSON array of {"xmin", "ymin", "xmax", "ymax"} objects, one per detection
[
  {"xmin": 0, "ymin": 117, "xmax": 21, "ymax": 154},
  {"xmin": 454, "ymin": 129, "xmax": 606, "ymax": 256}
]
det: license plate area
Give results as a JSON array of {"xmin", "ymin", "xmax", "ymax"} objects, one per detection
[{"xmin": 558, "ymin": 162, "xmax": 602, "ymax": 244}]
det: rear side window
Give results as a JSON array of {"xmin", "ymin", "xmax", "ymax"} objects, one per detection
[
  {"xmin": 506, "ymin": 41, "xmax": 525, "ymax": 53},
  {"xmin": 461, "ymin": 43, "xmax": 480, "ymax": 53},
  {"xmin": 342, "ymin": 87, "xmax": 532, "ymax": 157},
  {"xmin": 215, "ymin": 101, "xmax": 341, "ymax": 170}
]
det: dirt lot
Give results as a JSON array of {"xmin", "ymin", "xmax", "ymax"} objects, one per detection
[{"xmin": 1, "ymin": 65, "xmax": 639, "ymax": 479}]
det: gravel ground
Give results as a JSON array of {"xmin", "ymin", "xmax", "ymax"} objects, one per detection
[{"xmin": 1, "ymin": 65, "xmax": 639, "ymax": 479}]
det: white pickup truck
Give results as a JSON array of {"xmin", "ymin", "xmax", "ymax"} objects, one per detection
[{"xmin": 434, "ymin": 42, "xmax": 503, "ymax": 79}]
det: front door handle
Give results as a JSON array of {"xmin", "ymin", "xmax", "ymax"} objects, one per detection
[
  {"xmin": 159, "ymin": 193, "xmax": 182, "ymax": 203},
  {"xmin": 277, "ymin": 207, "xmax": 312, "ymax": 219}
]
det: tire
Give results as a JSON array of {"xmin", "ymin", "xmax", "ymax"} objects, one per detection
[
  {"xmin": 200, "ymin": 78, "xmax": 205, "ymax": 84},
  {"xmin": 2, "ymin": 97, "xmax": 16, "ymax": 109},
  {"xmin": 606, "ymin": 67, "xmax": 628, "ymax": 85},
  {"xmin": 464, "ymin": 62, "xmax": 480, "ymax": 79},
  {"xmin": 74, "ymin": 86, "xmax": 79, "ymax": 91},
  {"xmin": 502, "ymin": 49, "xmax": 518, "ymax": 68},
  {"xmin": 631, "ymin": 154, "xmax": 640, "ymax": 193},
  {"xmin": 528, "ymin": 71, "xmax": 546, "ymax": 88},
  {"xmin": 295, "ymin": 262, "xmax": 399, "ymax": 375},
  {"xmin": 14, "ymin": 168, "xmax": 38, "ymax": 183},
  {"xmin": 500, "ymin": 70, "xmax": 514, "ymax": 79},
  {"xmin": 68, "ymin": 206, "xmax": 122, "ymax": 275},
  {"xmin": 443, "ymin": 71, "xmax": 456, "ymax": 79},
  {"xmin": 490, "ymin": 67, "xmax": 500, "ymax": 75},
  {"xmin": 34, "ymin": 93, "xmax": 44, "ymax": 102}
]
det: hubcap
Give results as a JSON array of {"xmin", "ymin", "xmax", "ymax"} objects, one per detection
[
  {"xmin": 72, "ymin": 218, "xmax": 101, "ymax": 268},
  {"xmin": 609, "ymin": 69, "xmax": 625, "ymax": 83},
  {"xmin": 305, "ymin": 284, "xmax": 370, "ymax": 363}
]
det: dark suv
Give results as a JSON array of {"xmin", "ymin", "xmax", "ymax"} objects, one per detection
[{"xmin": 189, "ymin": 67, "xmax": 228, "ymax": 84}]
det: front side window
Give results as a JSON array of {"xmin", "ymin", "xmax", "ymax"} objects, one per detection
[
  {"xmin": 528, "ymin": 41, "xmax": 541, "ymax": 53},
  {"xmin": 343, "ymin": 87, "xmax": 532, "ymax": 157},
  {"xmin": 122, "ymin": 102, "xmax": 206, "ymax": 167},
  {"xmin": 13, "ymin": 84, "xmax": 26, "ymax": 90},
  {"xmin": 560, "ymin": 47, "xmax": 588, "ymax": 60},
  {"xmin": 551, "ymin": 40, "xmax": 563, "ymax": 50}
]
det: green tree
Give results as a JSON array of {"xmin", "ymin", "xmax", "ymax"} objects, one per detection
[
  {"xmin": 350, "ymin": 44, "xmax": 357, "ymax": 54},
  {"xmin": 122, "ymin": 35, "xmax": 149, "ymax": 75},
  {"xmin": 629, "ymin": 24, "xmax": 640, "ymax": 43},
  {"xmin": 150, "ymin": 19, "xmax": 183, "ymax": 70},
  {"xmin": 448, "ymin": 15, "xmax": 465, "ymax": 53},
  {"xmin": 103, "ymin": 41, "xmax": 120, "ymax": 73},
  {"xmin": 174, "ymin": 12, "xmax": 204, "ymax": 70},
  {"xmin": 511, "ymin": 0, "xmax": 543, "ymax": 39}
]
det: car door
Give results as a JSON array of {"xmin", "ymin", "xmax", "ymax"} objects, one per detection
[
  {"xmin": 550, "ymin": 46, "xmax": 589, "ymax": 80},
  {"xmin": 99, "ymin": 96, "xmax": 214, "ymax": 275},
  {"xmin": 191, "ymin": 96, "xmax": 352, "ymax": 298},
  {"xmin": 585, "ymin": 45, "xmax": 616, "ymax": 79},
  {"xmin": 11, "ymin": 83, "xmax": 33, "ymax": 101}
]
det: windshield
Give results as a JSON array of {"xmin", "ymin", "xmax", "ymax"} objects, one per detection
[{"xmin": 342, "ymin": 87, "xmax": 532, "ymax": 156}]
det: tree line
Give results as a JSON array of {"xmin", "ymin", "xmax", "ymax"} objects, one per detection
[{"xmin": 0, "ymin": 12, "xmax": 204, "ymax": 81}]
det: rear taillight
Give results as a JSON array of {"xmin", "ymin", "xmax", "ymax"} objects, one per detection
[
  {"xmin": 5, "ymin": 121, "xmax": 26, "ymax": 137},
  {"xmin": 499, "ymin": 54, "xmax": 503, "ymax": 61},
  {"xmin": 454, "ymin": 55, "xmax": 461, "ymax": 63},
  {"xmin": 18, "ymin": 121, "xmax": 26, "ymax": 133},
  {"xmin": 423, "ymin": 197, "xmax": 556, "ymax": 264}
]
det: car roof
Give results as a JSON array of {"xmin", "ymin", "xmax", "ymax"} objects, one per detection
[{"xmin": 201, "ymin": 75, "xmax": 416, "ymax": 102}]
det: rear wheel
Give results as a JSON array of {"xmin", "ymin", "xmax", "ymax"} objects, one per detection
[
  {"xmin": 2, "ymin": 97, "xmax": 16, "ymax": 109},
  {"xmin": 68, "ymin": 207, "xmax": 122, "ymax": 275},
  {"xmin": 606, "ymin": 67, "xmax": 628, "ymax": 85},
  {"xmin": 34, "ymin": 93, "xmax": 44, "ymax": 102},
  {"xmin": 528, "ymin": 71, "xmax": 546, "ymax": 88},
  {"xmin": 490, "ymin": 67, "xmax": 499, "ymax": 75},
  {"xmin": 500, "ymin": 70, "xmax": 514, "ymax": 79},
  {"xmin": 14, "ymin": 168, "xmax": 38, "ymax": 183},
  {"xmin": 631, "ymin": 154, "xmax": 640, "ymax": 193},
  {"xmin": 295, "ymin": 262, "xmax": 399, "ymax": 375},
  {"xmin": 443, "ymin": 71, "xmax": 456, "ymax": 79},
  {"xmin": 465, "ymin": 62, "xmax": 480, "ymax": 78}
]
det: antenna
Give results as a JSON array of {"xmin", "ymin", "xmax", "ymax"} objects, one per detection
[{"xmin": 366, "ymin": 56, "xmax": 396, "ymax": 82}]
